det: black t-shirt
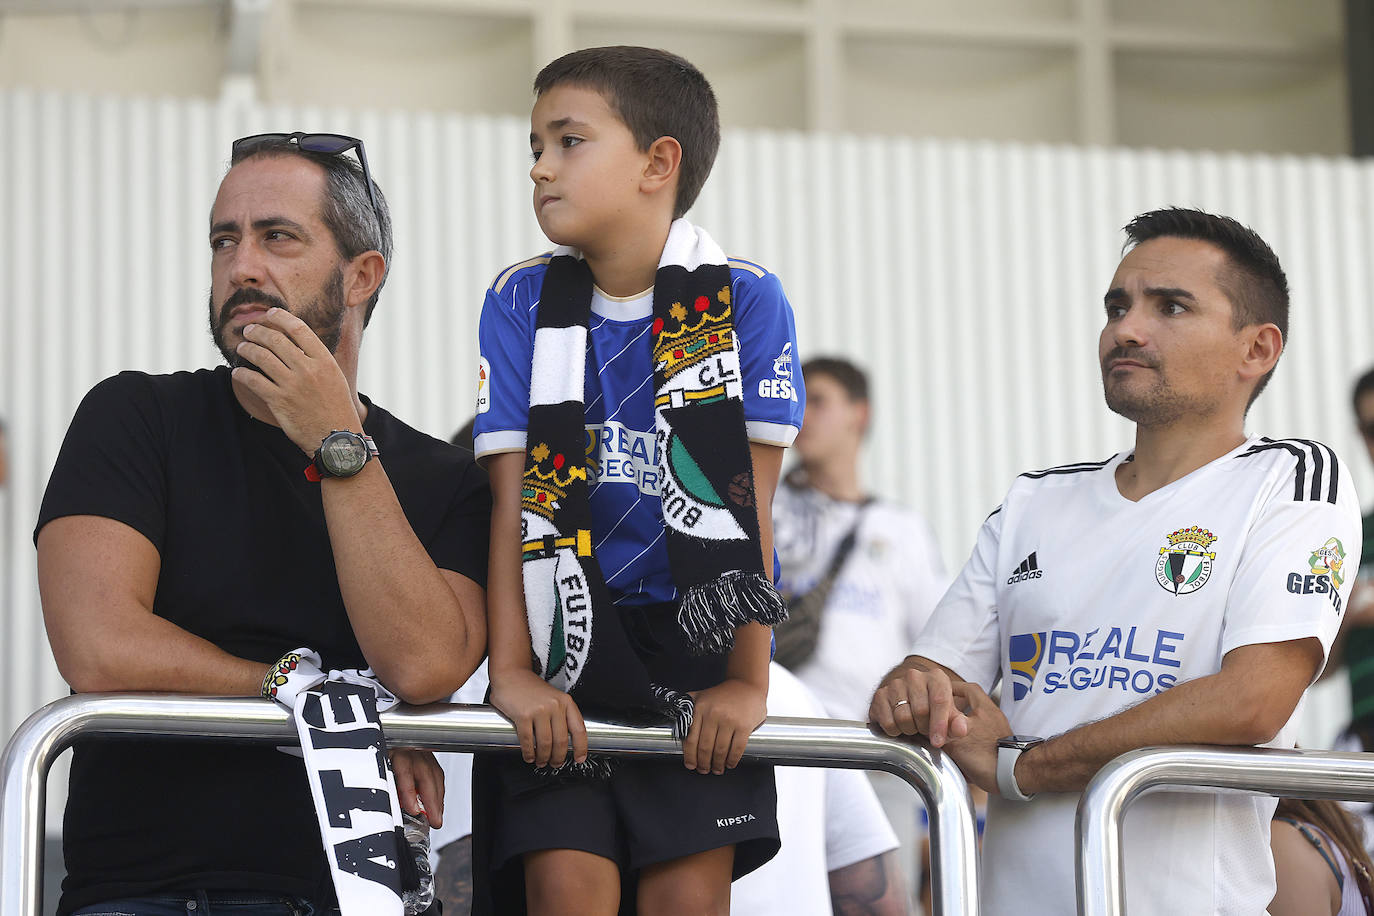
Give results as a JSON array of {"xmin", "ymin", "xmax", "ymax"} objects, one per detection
[{"xmin": 35, "ymin": 367, "xmax": 491, "ymax": 913}]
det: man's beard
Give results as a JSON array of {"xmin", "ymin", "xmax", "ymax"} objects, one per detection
[
  {"xmin": 1101, "ymin": 346, "xmax": 1206, "ymax": 426},
  {"xmin": 208, "ymin": 269, "xmax": 347, "ymax": 372}
]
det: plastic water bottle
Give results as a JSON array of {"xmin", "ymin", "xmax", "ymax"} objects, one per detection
[{"xmin": 401, "ymin": 810, "xmax": 435, "ymax": 915}]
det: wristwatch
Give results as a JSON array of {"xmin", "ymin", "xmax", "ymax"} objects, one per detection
[
  {"xmin": 996, "ymin": 734, "xmax": 1044, "ymax": 802},
  {"xmin": 304, "ymin": 430, "xmax": 379, "ymax": 481}
]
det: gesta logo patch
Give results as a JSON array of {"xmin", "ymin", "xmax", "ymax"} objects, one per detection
[{"xmin": 1287, "ymin": 536, "xmax": 1346, "ymax": 614}]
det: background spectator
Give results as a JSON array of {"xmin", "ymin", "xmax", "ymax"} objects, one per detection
[
  {"xmin": 773, "ymin": 356, "xmax": 948, "ymax": 902},
  {"xmin": 1271, "ymin": 797, "xmax": 1374, "ymax": 916}
]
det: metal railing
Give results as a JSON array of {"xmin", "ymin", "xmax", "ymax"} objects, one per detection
[
  {"xmin": 1076, "ymin": 744, "xmax": 1374, "ymax": 916},
  {"xmin": 2, "ymin": 693, "xmax": 982, "ymax": 916}
]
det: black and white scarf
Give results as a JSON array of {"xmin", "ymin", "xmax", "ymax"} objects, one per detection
[
  {"xmin": 519, "ymin": 219, "xmax": 787, "ymax": 742},
  {"xmin": 264, "ymin": 649, "xmax": 427, "ymax": 915}
]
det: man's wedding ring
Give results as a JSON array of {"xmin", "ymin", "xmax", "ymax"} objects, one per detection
[{"xmin": 894, "ymin": 699, "xmax": 910, "ymax": 708}]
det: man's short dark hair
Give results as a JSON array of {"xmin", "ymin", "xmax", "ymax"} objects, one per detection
[
  {"xmin": 229, "ymin": 138, "xmax": 393, "ymax": 327},
  {"xmin": 1354, "ymin": 366, "xmax": 1374, "ymax": 416},
  {"xmin": 1122, "ymin": 207, "xmax": 1288, "ymax": 404},
  {"xmin": 802, "ymin": 356, "xmax": 869, "ymax": 403},
  {"xmin": 534, "ymin": 46, "xmax": 720, "ymax": 219}
]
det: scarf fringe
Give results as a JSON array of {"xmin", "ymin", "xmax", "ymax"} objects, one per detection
[
  {"xmin": 677, "ymin": 571, "xmax": 789, "ymax": 656},
  {"xmin": 535, "ymin": 686, "xmax": 695, "ymax": 780},
  {"xmin": 537, "ymin": 755, "xmax": 615, "ymax": 780},
  {"xmin": 652, "ymin": 684, "xmax": 697, "ymax": 739}
]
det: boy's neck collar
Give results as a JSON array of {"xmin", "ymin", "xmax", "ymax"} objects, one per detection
[
  {"xmin": 582, "ymin": 220, "xmax": 672, "ymax": 298},
  {"xmin": 593, "ymin": 283, "xmax": 653, "ymax": 303}
]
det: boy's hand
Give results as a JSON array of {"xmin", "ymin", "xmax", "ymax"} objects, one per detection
[
  {"xmin": 489, "ymin": 667, "xmax": 588, "ymax": 769},
  {"xmin": 683, "ymin": 677, "xmax": 767, "ymax": 775}
]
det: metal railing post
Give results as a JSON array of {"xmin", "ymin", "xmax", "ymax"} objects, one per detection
[
  {"xmin": 3, "ymin": 694, "xmax": 982, "ymax": 916},
  {"xmin": 1076, "ymin": 745, "xmax": 1374, "ymax": 916}
]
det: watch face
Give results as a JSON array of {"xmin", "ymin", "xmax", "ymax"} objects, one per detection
[{"xmin": 320, "ymin": 433, "xmax": 368, "ymax": 476}]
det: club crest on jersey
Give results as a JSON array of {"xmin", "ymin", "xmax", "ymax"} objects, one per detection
[
  {"xmin": 1309, "ymin": 537, "xmax": 1347, "ymax": 588},
  {"xmin": 1155, "ymin": 526, "xmax": 1217, "ymax": 596}
]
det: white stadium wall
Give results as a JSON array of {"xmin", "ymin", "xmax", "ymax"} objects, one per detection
[{"xmin": 3, "ymin": 90, "xmax": 1372, "ymax": 820}]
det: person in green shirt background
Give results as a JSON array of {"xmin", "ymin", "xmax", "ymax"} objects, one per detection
[{"xmin": 1328, "ymin": 367, "xmax": 1374, "ymax": 737}]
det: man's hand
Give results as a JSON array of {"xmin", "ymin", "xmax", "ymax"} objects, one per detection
[
  {"xmin": 684, "ymin": 677, "xmax": 767, "ymax": 775},
  {"xmin": 391, "ymin": 748, "xmax": 445, "ymax": 828},
  {"xmin": 943, "ymin": 681, "xmax": 1012, "ymax": 794},
  {"xmin": 231, "ymin": 307, "xmax": 362, "ymax": 454},
  {"xmin": 868, "ymin": 656, "xmax": 970, "ymax": 747},
  {"xmin": 489, "ymin": 667, "xmax": 588, "ymax": 769}
]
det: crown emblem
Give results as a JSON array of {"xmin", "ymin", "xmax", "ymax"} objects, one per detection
[
  {"xmin": 651, "ymin": 288, "xmax": 735, "ymax": 380},
  {"xmin": 1165, "ymin": 526, "xmax": 1217, "ymax": 549},
  {"xmin": 522, "ymin": 442, "xmax": 587, "ymax": 521}
]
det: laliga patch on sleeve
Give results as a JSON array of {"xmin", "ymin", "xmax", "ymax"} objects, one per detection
[{"xmin": 476, "ymin": 356, "xmax": 491, "ymax": 414}]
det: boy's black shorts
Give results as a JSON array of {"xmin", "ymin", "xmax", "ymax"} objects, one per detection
[
  {"xmin": 481, "ymin": 602, "xmax": 780, "ymax": 887},
  {"xmin": 488, "ymin": 751, "xmax": 779, "ymax": 877}
]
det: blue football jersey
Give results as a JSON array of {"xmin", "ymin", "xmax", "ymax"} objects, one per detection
[{"xmin": 475, "ymin": 254, "xmax": 804, "ymax": 606}]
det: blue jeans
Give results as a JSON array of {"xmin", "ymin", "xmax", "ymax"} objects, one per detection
[{"xmin": 70, "ymin": 891, "xmax": 340, "ymax": 916}]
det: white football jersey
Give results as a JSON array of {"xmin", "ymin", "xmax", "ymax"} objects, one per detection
[{"xmin": 914, "ymin": 435, "xmax": 1362, "ymax": 916}]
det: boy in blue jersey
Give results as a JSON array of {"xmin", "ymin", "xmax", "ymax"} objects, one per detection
[{"xmin": 472, "ymin": 47, "xmax": 804, "ymax": 914}]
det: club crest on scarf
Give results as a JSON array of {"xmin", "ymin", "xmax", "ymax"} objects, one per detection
[
  {"xmin": 522, "ymin": 442, "xmax": 594, "ymax": 691},
  {"xmin": 652, "ymin": 286, "xmax": 753, "ymax": 542},
  {"xmin": 651, "ymin": 287, "xmax": 737, "ymax": 405},
  {"xmin": 519, "ymin": 219, "xmax": 787, "ymax": 750}
]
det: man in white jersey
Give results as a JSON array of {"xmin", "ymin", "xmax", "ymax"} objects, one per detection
[{"xmin": 869, "ymin": 207, "xmax": 1362, "ymax": 915}]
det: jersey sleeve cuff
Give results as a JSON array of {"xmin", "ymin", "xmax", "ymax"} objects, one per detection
[
  {"xmin": 746, "ymin": 420, "xmax": 799, "ymax": 447},
  {"xmin": 827, "ymin": 823, "xmax": 900, "ymax": 871},
  {"xmin": 1220, "ymin": 621, "xmax": 1334, "ymax": 676},
  {"xmin": 474, "ymin": 430, "xmax": 527, "ymax": 461}
]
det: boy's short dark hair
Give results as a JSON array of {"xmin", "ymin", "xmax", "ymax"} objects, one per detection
[
  {"xmin": 1122, "ymin": 207, "xmax": 1289, "ymax": 404},
  {"xmin": 802, "ymin": 357, "xmax": 869, "ymax": 403},
  {"xmin": 534, "ymin": 46, "xmax": 720, "ymax": 218}
]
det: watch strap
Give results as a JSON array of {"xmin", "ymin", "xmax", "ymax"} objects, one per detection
[{"xmin": 997, "ymin": 740, "xmax": 1040, "ymax": 802}]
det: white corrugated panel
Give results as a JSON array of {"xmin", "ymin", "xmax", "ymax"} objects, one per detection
[{"xmin": 3, "ymin": 91, "xmax": 1372, "ymax": 817}]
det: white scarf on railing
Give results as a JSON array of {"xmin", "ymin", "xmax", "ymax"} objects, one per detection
[{"xmin": 265, "ymin": 648, "xmax": 408, "ymax": 916}]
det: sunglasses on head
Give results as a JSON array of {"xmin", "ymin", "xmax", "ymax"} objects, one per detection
[{"xmin": 231, "ymin": 132, "xmax": 382, "ymax": 233}]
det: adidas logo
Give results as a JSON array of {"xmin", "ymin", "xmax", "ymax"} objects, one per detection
[{"xmin": 1007, "ymin": 552, "xmax": 1043, "ymax": 585}]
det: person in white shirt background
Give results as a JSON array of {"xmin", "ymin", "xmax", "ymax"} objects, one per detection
[
  {"xmin": 771, "ymin": 355, "xmax": 950, "ymax": 905},
  {"xmin": 869, "ymin": 207, "xmax": 1362, "ymax": 916}
]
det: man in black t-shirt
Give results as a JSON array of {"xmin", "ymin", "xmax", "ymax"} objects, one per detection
[{"xmin": 35, "ymin": 135, "xmax": 491, "ymax": 915}]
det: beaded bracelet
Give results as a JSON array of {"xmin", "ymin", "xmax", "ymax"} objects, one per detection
[{"xmin": 261, "ymin": 650, "xmax": 305, "ymax": 700}]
